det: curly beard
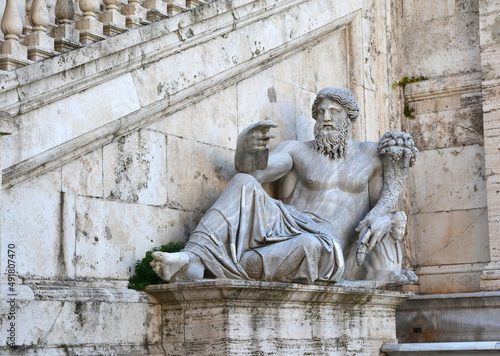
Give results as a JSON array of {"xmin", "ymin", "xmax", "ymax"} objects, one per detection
[{"xmin": 313, "ymin": 119, "xmax": 351, "ymax": 160}]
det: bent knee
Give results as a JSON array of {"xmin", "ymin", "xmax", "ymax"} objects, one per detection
[{"xmin": 232, "ymin": 173, "xmax": 260, "ymax": 185}]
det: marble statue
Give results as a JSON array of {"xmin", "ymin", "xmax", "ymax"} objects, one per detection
[{"xmin": 150, "ymin": 87, "xmax": 418, "ymax": 285}]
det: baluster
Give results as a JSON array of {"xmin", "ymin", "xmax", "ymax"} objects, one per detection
[
  {"xmin": 74, "ymin": 0, "xmax": 83, "ymax": 20},
  {"xmin": 23, "ymin": 0, "xmax": 33, "ymax": 36},
  {"xmin": 45, "ymin": 0, "xmax": 56, "ymax": 30},
  {"xmin": 24, "ymin": 0, "xmax": 58, "ymax": 60},
  {"xmin": 121, "ymin": 0, "xmax": 150, "ymax": 29},
  {"xmin": 52, "ymin": 0, "xmax": 82, "ymax": 52},
  {"xmin": 76, "ymin": 0, "xmax": 105, "ymax": 44},
  {"xmin": 0, "ymin": 0, "xmax": 32, "ymax": 70},
  {"xmin": 99, "ymin": 0, "xmax": 127, "ymax": 36}
]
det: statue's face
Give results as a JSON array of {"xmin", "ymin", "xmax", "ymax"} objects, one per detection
[
  {"xmin": 313, "ymin": 98, "xmax": 352, "ymax": 160},
  {"xmin": 315, "ymin": 99, "xmax": 348, "ymax": 132}
]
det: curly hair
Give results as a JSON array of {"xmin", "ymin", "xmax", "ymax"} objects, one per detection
[{"xmin": 311, "ymin": 87, "xmax": 360, "ymax": 122}]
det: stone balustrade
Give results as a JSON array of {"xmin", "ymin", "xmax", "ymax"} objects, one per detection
[{"xmin": 0, "ymin": 0, "xmax": 208, "ymax": 70}]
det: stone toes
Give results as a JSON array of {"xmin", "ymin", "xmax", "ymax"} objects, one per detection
[{"xmin": 151, "ymin": 251, "xmax": 165, "ymax": 261}]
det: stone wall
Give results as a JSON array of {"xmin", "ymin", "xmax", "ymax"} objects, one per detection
[
  {"xmin": 0, "ymin": 0, "xmax": 401, "ymax": 352},
  {"xmin": 400, "ymin": 0, "xmax": 489, "ymax": 294}
]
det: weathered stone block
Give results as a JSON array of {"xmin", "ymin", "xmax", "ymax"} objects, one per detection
[
  {"xmin": 417, "ymin": 270, "xmax": 482, "ymax": 294},
  {"xmin": 403, "ymin": 12, "xmax": 480, "ymax": 78},
  {"xmin": 74, "ymin": 196, "xmax": 200, "ymax": 279},
  {"xmin": 166, "ymin": 135, "xmax": 234, "ymax": 212},
  {"xmin": 1, "ymin": 187, "xmax": 62, "ymax": 279},
  {"xmin": 103, "ymin": 130, "xmax": 167, "ymax": 206},
  {"xmin": 410, "ymin": 208, "xmax": 490, "ymax": 266},
  {"xmin": 266, "ymin": 29, "xmax": 349, "ymax": 94},
  {"xmin": 237, "ymin": 73, "xmax": 297, "ymax": 144},
  {"xmin": 407, "ymin": 104, "xmax": 483, "ymax": 150},
  {"xmin": 409, "ymin": 145, "xmax": 487, "ymax": 214},
  {"xmin": 147, "ymin": 86, "xmax": 238, "ymax": 150},
  {"xmin": 62, "ymin": 150, "xmax": 103, "ymax": 197},
  {"xmin": 0, "ymin": 285, "xmax": 163, "ymax": 353}
]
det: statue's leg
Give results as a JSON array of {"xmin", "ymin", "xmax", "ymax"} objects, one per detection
[{"xmin": 247, "ymin": 233, "xmax": 340, "ymax": 284}]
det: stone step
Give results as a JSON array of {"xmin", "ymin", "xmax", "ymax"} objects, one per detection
[{"xmin": 381, "ymin": 342, "xmax": 500, "ymax": 355}]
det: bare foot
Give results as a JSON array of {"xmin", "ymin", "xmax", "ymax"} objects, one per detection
[
  {"xmin": 401, "ymin": 269, "xmax": 418, "ymax": 283},
  {"xmin": 150, "ymin": 252, "xmax": 189, "ymax": 282}
]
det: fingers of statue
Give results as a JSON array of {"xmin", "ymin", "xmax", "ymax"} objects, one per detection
[
  {"xmin": 355, "ymin": 218, "xmax": 368, "ymax": 233},
  {"xmin": 239, "ymin": 119, "xmax": 278, "ymax": 152}
]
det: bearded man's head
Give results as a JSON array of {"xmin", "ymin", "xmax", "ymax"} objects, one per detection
[{"xmin": 311, "ymin": 88, "xmax": 360, "ymax": 159}]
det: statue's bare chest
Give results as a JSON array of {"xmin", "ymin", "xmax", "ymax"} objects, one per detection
[{"xmin": 293, "ymin": 150, "xmax": 374, "ymax": 194}]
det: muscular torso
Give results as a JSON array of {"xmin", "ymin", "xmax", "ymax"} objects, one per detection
[{"xmin": 269, "ymin": 139, "xmax": 383, "ymax": 249}]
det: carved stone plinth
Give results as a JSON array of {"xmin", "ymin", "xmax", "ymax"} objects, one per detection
[
  {"xmin": 52, "ymin": 24, "xmax": 82, "ymax": 53},
  {"xmin": 165, "ymin": 2, "xmax": 189, "ymax": 15},
  {"xmin": 146, "ymin": 280, "xmax": 410, "ymax": 355},
  {"xmin": 76, "ymin": 17, "xmax": 105, "ymax": 44},
  {"xmin": 186, "ymin": 0, "xmax": 206, "ymax": 8},
  {"xmin": 121, "ymin": 3, "xmax": 151, "ymax": 29},
  {"xmin": 142, "ymin": 0, "xmax": 170, "ymax": 21},
  {"xmin": 0, "ymin": 53, "xmax": 33, "ymax": 71}
]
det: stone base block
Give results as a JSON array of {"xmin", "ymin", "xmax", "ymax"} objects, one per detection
[
  {"xmin": 396, "ymin": 291, "xmax": 500, "ymax": 343},
  {"xmin": 146, "ymin": 9, "xmax": 170, "ymax": 22},
  {"xmin": 166, "ymin": 2, "xmax": 190, "ymax": 14},
  {"xmin": 54, "ymin": 38, "xmax": 83, "ymax": 53},
  {"xmin": 0, "ymin": 284, "xmax": 162, "ymax": 354},
  {"xmin": 480, "ymin": 263, "xmax": 500, "ymax": 291},
  {"xmin": 186, "ymin": 0, "xmax": 207, "ymax": 8},
  {"xmin": 102, "ymin": 22, "xmax": 129, "ymax": 37},
  {"xmin": 79, "ymin": 30, "xmax": 107, "ymax": 45},
  {"xmin": 27, "ymin": 46, "xmax": 59, "ymax": 61},
  {"xmin": 0, "ymin": 54, "xmax": 33, "ymax": 71},
  {"xmin": 146, "ymin": 280, "xmax": 410, "ymax": 356}
]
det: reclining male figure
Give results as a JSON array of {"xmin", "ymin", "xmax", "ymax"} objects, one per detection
[{"xmin": 151, "ymin": 87, "xmax": 417, "ymax": 284}]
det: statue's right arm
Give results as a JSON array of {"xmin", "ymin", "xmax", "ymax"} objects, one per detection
[
  {"xmin": 252, "ymin": 150, "xmax": 293, "ymax": 184},
  {"xmin": 234, "ymin": 119, "xmax": 293, "ymax": 183}
]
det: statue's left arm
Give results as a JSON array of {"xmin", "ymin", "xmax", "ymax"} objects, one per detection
[{"xmin": 355, "ymin": 132, "xmax": 418, "ymax": 264}]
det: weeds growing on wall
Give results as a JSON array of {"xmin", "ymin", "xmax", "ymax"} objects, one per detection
[
  {"xmin": 128, "ymin": 241, "xmax": 185, "ymax": 291},
  {"xmin": 393, "ymin": 76, "xmax": 426, "ymax": 119}
]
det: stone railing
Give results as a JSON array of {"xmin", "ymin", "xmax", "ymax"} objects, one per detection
[{"xmin": 0, "ymin": 0, "xmax": 208, "ymax": 71}]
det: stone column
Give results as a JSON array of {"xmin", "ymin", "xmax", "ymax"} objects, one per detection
[
  {"xmin": 0, "ymin": 112, "xmax": 14, "ymax": 285},
  {"xmin": 479, "ymin": 0, "xmax": 500, "ymax": 291}
]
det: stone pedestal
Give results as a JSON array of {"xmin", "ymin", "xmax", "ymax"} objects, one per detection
[{"xmin": 146, "ymin": 280, "xmax": 410, "ymax": 356}]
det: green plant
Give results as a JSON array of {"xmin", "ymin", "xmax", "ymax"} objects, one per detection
[
  {"xmin": 392, "ymin": 76, "xmax": 426, "ymax": 89},
  {"xmin": 393, "ymin": 76, "xmax": 426, "ymax": 119},
  {"xmin": 128, "ymin": 241, "xmax": 185, "ymax": 291},
  {"xmin": 404, "ymin": 103, "xmax": 416, "ymax": 119}
]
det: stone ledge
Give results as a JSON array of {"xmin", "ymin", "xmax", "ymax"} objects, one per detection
[
  {"xmin": 397, "ymin": 291, "xmax": 500, "ymax": 343},
  {"xmin": 146, "ymin": 280, "xmax": 410, "ymax": 355},
  {"xmin": 381, "ymin": 342, "xmax": 500, "ymax": 355},
  {"xmin": 146, "ymin": 279, "xmax": 411, "ymax": 304}
]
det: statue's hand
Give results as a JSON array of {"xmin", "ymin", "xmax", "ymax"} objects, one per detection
[
  {"xmin": 237, "ymin": 118, "xmax": 277, "ymax": 153},
  {"xmin": 235, "ymin": 118, "xmax": 278, "ymax": 172},
  {"xmin": 355, "ymin": 214, "xmax": 391, "ymax": 265}
]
